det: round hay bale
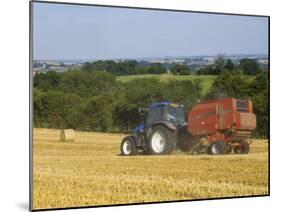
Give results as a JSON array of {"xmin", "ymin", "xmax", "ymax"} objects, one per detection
[{"xmin": 60, "ymin": 129, "xmax": 75, "ymax": 142}]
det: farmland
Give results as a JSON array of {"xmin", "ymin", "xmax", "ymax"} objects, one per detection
[
  {"xmin": 33, "ymin": 128, "xmax": 268, "ymax": 210},
  {"xmin": 117, "ymin": 74, "xmax": 215, "ymax": 94}
]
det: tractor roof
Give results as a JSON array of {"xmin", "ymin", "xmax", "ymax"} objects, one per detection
[{"xmin": 149, "ymin": 102, "xmax": 184, "ymax": 108}]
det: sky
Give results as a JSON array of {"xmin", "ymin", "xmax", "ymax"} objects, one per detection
[{"xmin": 33, "ymin": 2, "xmax": 269, "ymax": 60}]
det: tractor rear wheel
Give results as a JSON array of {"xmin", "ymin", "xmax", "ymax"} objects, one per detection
[
  {"xmin": 207, "ymin": 141, "xmax": 227, "ymax": 155},
  {"xmin": 234, "ymin": 142, "xmax": 250, "ymax": 154},
  {"xmin": 147, "ymin": 125, "xmax": 175, "ymax": 155},
  {"xmin": 120, "ymin": 136, "xmax": 137, "ymax": 156}
]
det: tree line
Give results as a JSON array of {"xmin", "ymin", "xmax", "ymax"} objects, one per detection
[
  {"xmin": 197, "ymin": 57, "xmax": 265, "ymax": 75},
  {"xmin": 80, "ymin": 57, "xmax": 265, "ymax": 76},
  {"xmin": 33, "ymin": 58, "xmax": 268, "ymax": 138},
  {"xmin": 33, "ymin": 71, "xmax": 202, "ymax": 132}
]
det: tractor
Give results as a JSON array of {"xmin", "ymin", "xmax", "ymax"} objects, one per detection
[{"xmin": 120, "ymin": 98, "xmax": 256, "ymax": 156}]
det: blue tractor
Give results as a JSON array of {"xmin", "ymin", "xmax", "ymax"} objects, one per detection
[{"xmin": 120, "ymin": 102, "xmax": 195, "ymax": 155}]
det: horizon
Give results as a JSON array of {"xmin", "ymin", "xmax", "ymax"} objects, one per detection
[
  {"xmin": 33, "ymin": 2, "xmax": 269, "ymax": 61},
  {"xmin": 34, "ymin": 52, "xmax": 268, "ymax": 62}
]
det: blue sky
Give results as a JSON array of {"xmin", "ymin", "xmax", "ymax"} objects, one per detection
[{"xmin": 33, "ymin": 2, "xmax": 268, "ymax": 60}]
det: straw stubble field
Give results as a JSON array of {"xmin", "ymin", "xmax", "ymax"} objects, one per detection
[{"xmin": 33, "ymin": 128, "xmax": 269, "ymax": 209}]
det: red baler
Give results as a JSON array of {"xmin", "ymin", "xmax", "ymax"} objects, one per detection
[{"xmin": 187, "ymin": 98, "xmax": 256, "ymax": 154}]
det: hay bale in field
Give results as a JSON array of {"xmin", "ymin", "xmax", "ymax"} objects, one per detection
[{"xmin": 60, "ymin": 129, "xmax": 75, "ymax": 142}]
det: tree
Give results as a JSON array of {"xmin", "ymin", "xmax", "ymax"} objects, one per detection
[
  {"xmin": 113, "ymin": 95, "xmax": 140, "ymax": 131},
  {"xmin": 83, "ymin": 94, "xmax": 115, "ymax": 132},
  {"xmin": 239, "ymin": 58, "xmax": 261, "ymax": 75},
  {"xmin": 205, "ymin": 71, "xmax": 249, "ymax": 99},
  {"xmin": 148, "ymin": 63, "xmax": 167, "ymax": 74},
  {"xmin": 34, "ymin": 70, "xmax": 117, "ymax": 97},
  {"xmin": 81, "ymin": 62, "xmax": 94, "ymax": 72},
  {"xmin": 81, "ymin": 60, "xmax": 140, "ymax": 75},
  {"xmin": 33, "ymin": 90, "xmax": 83, "ymax": 129},
  {"xmin": 213, "ymin": 57, "xmax": 225, "ymax": 74},
  {"xmin": 248, "ymin": 72, "xmax": 269, "ymax": 138},
  {"xmin": 197, "ymin": 65, "xmax": 215, "ymax": 75},
  {"xmin": 90, "ymin": 71, "xmax": 116, "ymax": 95},
  {"xmin": 224, "ymin": 59, "xmax": 235, "ymax": 71},
  {"xmin": 164, "ymin": 80, "xmax": 202, "ymax": 110},
  {"xmin": 33, "ymin": 71, "xmax": 61, "ymax": 90},
  {"xmin": 251, "ymin": 90, "xmax": 268, "ymax": 138},
  {"xmin": 171, "ymin": 64, "xmax": 191, "ymax": 75},
  {"xmin": 197, "ymin": 57, "xmax": 226, "ymax": 75}
]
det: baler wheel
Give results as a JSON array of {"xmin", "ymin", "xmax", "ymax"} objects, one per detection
[
  {"xmin": 226, "ymin": 144, "xmax": 232, "ymax": 154},
  {"xmin": 234, "ymin": 142, "xmax": 250, "ymax": 154}
]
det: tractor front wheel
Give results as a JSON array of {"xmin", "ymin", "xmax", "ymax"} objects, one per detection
[
  {"xmin": 120, "ymin": 136, "xmax": 137, "ymax": 156},
  {"xmin": 147, "ymin": 126, "xmax": 175, "ymax": 155},
  {"xmin": 207, "ymin": 141, "xmax": 227, "ymax": 155}
]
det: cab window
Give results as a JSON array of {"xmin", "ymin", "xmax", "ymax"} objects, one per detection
[{"xmin": 146, "ymin": 106, "xmax": 164, "ymax": 124}]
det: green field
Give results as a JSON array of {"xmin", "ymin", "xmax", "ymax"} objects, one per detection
[{"xmin": 116, "ymin": 74, "xmax": 215, "ymax": 94}]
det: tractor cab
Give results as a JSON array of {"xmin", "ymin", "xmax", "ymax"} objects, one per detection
[
  {"xmin": 146, "ymin": 102, "xmax": 186, "ymax": 126},
  {"xmin": 121, "ymin": 102, "xmax": 188, "ymax": 156},
  {"xmin": 133, "ymin": 102, "xmax": 186, "ymax": 134}
]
